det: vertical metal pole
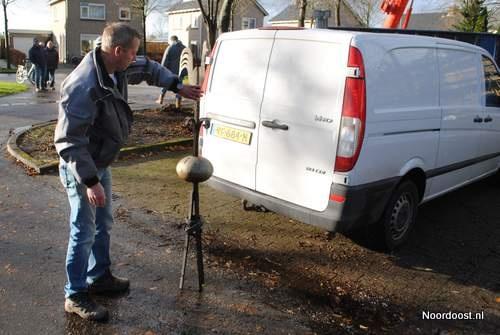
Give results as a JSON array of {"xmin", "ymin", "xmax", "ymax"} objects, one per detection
[
  {"xmin": 179, "ymin": 188, "xmax": 195, "ymax": 290},
  {"xmin": 179, "ymin": 97, "xmax": 206, "ymax": 291},
  {"xmin": 192, "ymin": 182, "xmax": 204, "ymax": 291}
]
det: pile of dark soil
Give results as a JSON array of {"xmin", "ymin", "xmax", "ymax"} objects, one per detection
[{"xmin": 17, "ymin": 105, "xmax": 193, "ymax": 164}]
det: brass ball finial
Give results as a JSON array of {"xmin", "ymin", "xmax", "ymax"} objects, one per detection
[{"xmin": 176, "ymin": 155, "xmax": 213, "ymax": 183}]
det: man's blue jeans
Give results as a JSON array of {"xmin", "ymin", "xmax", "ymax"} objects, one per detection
[
  {"xmin": 59, "ymin": 161, "xmax": 113, "ymax": 298},
  {"xmin": 34, "ymin": 65, "xmax": 46, "ymax": 89}
]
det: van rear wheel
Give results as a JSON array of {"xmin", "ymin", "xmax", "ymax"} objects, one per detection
[{"xmin": 379, "ymin": 180, "xmax": 419, "ymax": 250}]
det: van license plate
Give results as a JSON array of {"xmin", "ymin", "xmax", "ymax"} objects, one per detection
[{"xmin": 212, "ymin": 124, "xmax": 252, "ymax": 145}]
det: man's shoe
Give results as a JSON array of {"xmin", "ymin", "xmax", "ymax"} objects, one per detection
[
  {"xmin": 64, "ymin": 292, "xmax": 109, "ymax": 321},
  {"xmin": 89, "ymin": 269, "xmax": 129, "ymax": 294}
]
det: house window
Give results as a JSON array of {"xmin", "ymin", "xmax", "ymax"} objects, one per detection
[
  {"xmin": 242, "ymin": 17, "xmax": 256, "ymax": 30},
  {"xmin": 119, "ymin": 7, "xmax": 131, "ymax": 20},
  {"xmin": 191, "ymin": 14, "xmax": 199, "ymax": 29},
  {"xmin": 80, "ymin": 34, "xmax": 100, "ymax": 55},
  {"xmin": 80, "ymin": 3, "xmax": 105, "ymax": 20}
]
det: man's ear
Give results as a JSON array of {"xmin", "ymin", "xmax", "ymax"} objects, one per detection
[{"xmin": 114, "ymin": 46, "xmax": 121, "ymax": 57}]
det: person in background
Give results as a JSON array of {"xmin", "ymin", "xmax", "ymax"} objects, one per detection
[
  {"xmin": 54, "ymin": 22, "xmax": 202, "ymax": 322},
  {"xmin": 28, "ymin": 38, "xmax": 46, "ymax": 92},
  {"xmin": 156, "ymin": 35, "xmax": 185, "ymax": 105},
  {"xmin": 38, "ymin": 41, "xmax": 48, "ymax": 90},
  {"xmin": 45, "ymin": 41, "xmax": 59, "ymax": 90}
]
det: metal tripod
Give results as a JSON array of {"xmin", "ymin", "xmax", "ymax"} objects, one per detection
[
  {"xmin": 178, "ymin": 101, "xmax": 211, "ymax": 292},
  {"xmin": 179, "ymin": 180, "xmax": 204, "ymax": 291}
]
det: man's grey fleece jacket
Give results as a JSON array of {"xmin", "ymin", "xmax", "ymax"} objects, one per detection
[{"xmin": 54, "ymin": 48, "xmax": 182, "ymax": 187}]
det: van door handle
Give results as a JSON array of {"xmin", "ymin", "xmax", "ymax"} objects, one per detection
[
  {"xmin": 262, "ymin": 120, "xmax": 289, "ymax": 130},
  {"xmin": 484, "ymin": 115, "xmax": 493, "ymax": 123},
  {"xmin": 473, "ymin": 116, "xmax": 483, "ymax": 123}
]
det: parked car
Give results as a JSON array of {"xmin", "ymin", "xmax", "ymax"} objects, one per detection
[{"xmin": 199, "ymin": 28, "xmax": 500, "ymax": 250}]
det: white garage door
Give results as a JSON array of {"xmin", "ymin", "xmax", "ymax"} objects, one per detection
[{"xmin": 12, "ymin": 37, "xmax": 34, "ymax": 57}]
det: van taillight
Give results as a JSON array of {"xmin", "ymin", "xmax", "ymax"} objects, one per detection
[
  {"xmin": 201, "ymin": 41, "xmax": 219, "ymax": 93},
  {"xmin": 335, "ymin": 46, "xmax": 366, "ymax": 173}
]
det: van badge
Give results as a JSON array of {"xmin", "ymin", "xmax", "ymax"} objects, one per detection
[
  {"xmin": 315, "ymin": 115, "xmax": 333, "ymax": 123},
  {"xmin": 306, "ymin": 167, "xmax": 326, "ymax": 175}
]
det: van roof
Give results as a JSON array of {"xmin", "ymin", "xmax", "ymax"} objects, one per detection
[{"xmin": 219, "ymin": 28, "xmax": 488, "ymax": 56}]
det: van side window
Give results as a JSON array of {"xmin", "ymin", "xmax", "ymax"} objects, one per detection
[
  {"xmin": 482, "ymin": 56, "xmax": 500, "ymax": 108},
  {"xmin": 438, "ymin": 50, "xmax": 480, "ymax": 106},
  {"xmin": 374, "ymin": 48, "xmax": 439, "ymax": 109}
]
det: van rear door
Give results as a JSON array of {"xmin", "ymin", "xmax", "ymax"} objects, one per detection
[
  {"xmin": 255, "ymin": 31, "xmax": 349, "ymax": 211},
  {"xmin": 201, "ymin": 31, "xmax": 276, "ymax": 190}
]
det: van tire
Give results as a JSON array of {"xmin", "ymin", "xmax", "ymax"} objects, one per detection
[{"xmin": 379, "ymin": 180, "xmax": 419, "ymax": 250}]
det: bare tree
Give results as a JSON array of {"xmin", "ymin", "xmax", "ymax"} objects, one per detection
[
  {"xmin": 296, "ymin": 0, "xmax": 345, "ymax": 27},
  {"xmin": 222, "ymin": 0, "xmax": 253, "ymax": 32},
  {"xmin": 219, "ymin": 0, "xmax": 235, "ymax": 33},
  {"xmin": 125, "ymin": 0, "xmax": 169, "ymax": 54},
  {"xmin": 350, "ymin": 0, "xmax": 382, "ymax": 27},
  {"xmin": 196, "ymin": 0, "xmax": 222, "ymax": 49},
  {"xmin": 334, "ymin": 0, "xmax": 341, "ymax": 26},
  {"xmin": 150, "ymin": 13, "xmax": 168, "ymax": 39},
  {"xmin": 2, "ymin": 0, "xmax": 17, "ymax": 69},
  {"xmin": 297, "ymin": 0, "xmax": 307, "ymax": 27},
  {"xmin": 484, "ymin": 0, "xmax": 500, "ymax": 29},
  {"xmin": 199, "ymin": 0, "xmax": 255, "ymax": 49}
]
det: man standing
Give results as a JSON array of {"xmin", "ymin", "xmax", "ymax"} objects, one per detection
[
  {"xmin": 45, "ymin": 41, "xmax": 59, "ymax": 90},
  {"xmin": 54, "ymin": 23, "xmax": 201, "ymax": 322},
  {"xmin": 28, "ymin": 38, "xmax": 46, "ymax": 92},
  {"xmin": 156, "ymin": 35, "xmax": 186, "ymax": 105}
]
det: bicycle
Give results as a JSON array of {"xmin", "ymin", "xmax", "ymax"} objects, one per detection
[{"xmin": 16, "ymin": 59, "xmax": 35, "ymax": 85}]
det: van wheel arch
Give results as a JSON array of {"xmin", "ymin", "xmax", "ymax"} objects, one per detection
[
  {"xmin": 373, "ymin": 170, "xmax": 425, "ymax": 251},
  {"xmin": 403, "ymin": 168, "xmax": 426, "ymax": 201}
]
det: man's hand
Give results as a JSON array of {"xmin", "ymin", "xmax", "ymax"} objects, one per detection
[
  {"xmin": 87, "ymin": 183, "xmax": 106, "ymax": 207},
  {"xmin": 178, "ymin": 85, "xmax": 203, "ymax": 100}
]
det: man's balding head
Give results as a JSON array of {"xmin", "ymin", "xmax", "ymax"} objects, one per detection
[{"xmin": 101, "ymin": 22, "xmax": 141, "ymax": 52}]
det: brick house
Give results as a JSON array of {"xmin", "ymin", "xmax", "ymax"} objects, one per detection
[
  {"xmin": 49, "ymin": 0, "xmax": 142, "ymax": 63},
  {"xmin": 268, "ymin": 1, "xmax": 362, "ymax": 28},
  {"xmin": 166, "ymin": 0, "xmax": 268, "ymax": 59}
]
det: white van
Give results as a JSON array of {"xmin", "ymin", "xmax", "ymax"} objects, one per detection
[{"xmin": 199, "ymin": 28, "xmax": 500, "ymax": 249}]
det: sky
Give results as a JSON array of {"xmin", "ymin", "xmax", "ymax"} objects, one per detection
[{"xmin": 0, "ymin": 0, "xmax": 456, "ymax": 33}]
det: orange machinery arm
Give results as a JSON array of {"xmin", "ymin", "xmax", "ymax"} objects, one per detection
[{"xmin": 381, "ymin": 0, "xmax": 414, "ymax": 29}]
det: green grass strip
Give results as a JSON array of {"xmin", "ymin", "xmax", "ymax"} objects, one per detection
[{"xmin": 0, "ymin": 81, "xmax": 28, "ymax": 96}]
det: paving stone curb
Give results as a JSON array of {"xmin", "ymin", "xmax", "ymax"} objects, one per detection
[{"xmin": 7, "ymin": 120, "xmax": 193, "ymax": 174}]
